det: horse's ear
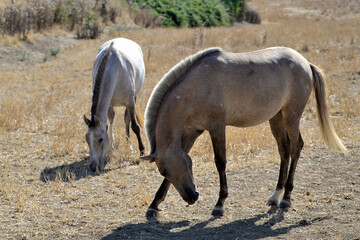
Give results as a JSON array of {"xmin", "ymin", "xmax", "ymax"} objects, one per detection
[
  {"xmin": 94, "ymin": 115, "xmax": 101, "ymax": 126},
  {"xmin": 84, "ymin": 114, "xmax": 91, "ymax": 126},
  {"xmin": 140, "ymin": 153, "xmax": 157, "ymax": 163}
]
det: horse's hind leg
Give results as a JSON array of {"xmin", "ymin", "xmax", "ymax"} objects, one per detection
[
  {"xmin": 126, "ymin": 102, "xmax": 145, "ymax": 155},
  {"xmin": 280, "ymin": 112, "xmax": 304, "ymax": 208},
  {"xmin": 209, "ymin": 126, "xmax": 228, "ymax": 216},
  {"xmin": 267, "ymin": 111, "xmax": 290, "ymax": 206}
]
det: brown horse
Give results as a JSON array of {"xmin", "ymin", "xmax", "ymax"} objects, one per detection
[{"xmin": 141, "ymin": 47, "xmax": 347, "ymax": 219}]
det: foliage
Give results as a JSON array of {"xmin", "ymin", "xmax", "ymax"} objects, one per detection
[
  {"xmin": 0, "ymin": 0, "xmax": 119, "ymax": 39},
  {"xmin": 222, "ymin": 0, "xmax": 247, "ymax": 23},
  {"xmin": 76, "ymin": 11, "xmax": 102, "ymax": 39},
  {"xmin": 0, "ymin": 0, "xmax": 255, "ymax": 38},
  {"xmin": 131, "ymin": 0, "xmax": 233, "ymax": 27},
  {"xmin": 0, "ymin": 0, "xmax": 56, "ymax": 38}
]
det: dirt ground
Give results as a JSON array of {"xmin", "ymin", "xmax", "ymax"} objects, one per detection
[
  {"xmin": 104, "ymin": 150, "xmax": 360, "ymax": 240},
  {"xmin": 0, "ymin": 0, "xmax": 359, "ymax": 239}
]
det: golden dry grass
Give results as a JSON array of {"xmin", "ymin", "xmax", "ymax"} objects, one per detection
[{"xmin": 0, "ymin": 0, "xmax": 359, "ymax": 239}]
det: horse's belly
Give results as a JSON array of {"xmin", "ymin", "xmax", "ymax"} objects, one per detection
[
  {"xmin": 225, "ymin": 97, "xmax": 285, "ymax": 128},
  {"xmin": 228, "ymin": 113, "xmax": 277, "ymax": 127}
]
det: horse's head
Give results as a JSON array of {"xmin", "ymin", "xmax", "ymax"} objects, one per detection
[
  {"xmin": 142, "ymin": 151, "xmax": 199, "ymax": 205},
  {"xmin": 84, "ymin": 115, "xmax": 109, "ymax": 172}
]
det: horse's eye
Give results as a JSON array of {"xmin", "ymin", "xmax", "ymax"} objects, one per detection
[{"xmin": 99, "ymin": 138, "xmax": 103, "ymax": 143}]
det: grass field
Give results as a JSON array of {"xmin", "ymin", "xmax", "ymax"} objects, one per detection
[{"xmin": 0, "ymin": 0, "xmax": 359, "ymax": 239}]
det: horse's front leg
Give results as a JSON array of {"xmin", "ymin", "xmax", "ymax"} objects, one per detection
[
  {"xmin": 124, "ymin": 108, "xmax": 131, "ymax": 140},
  {"xmin": 209, "ymin": 126, "xmax": 228, "ymax": 216},
  {"xmin": 146, "ymin": 178, "xmax": 170, "ymax": 220},
  {"xmin": 107, "ymin": 106, "xmax": 115, "ymax": 151},
  {"xmin": 123, "ymin": 108, "xmax": 134, "ymax": 152}
]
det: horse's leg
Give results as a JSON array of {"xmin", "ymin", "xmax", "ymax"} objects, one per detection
[
  {"xmin": 123, "ymin": 108, "xmax": 133, "ymax": 152},
  {"xmin": 126, "ymin": 101, "xmax": 145, "ymax": 155},
  {"xmin": 124, "ymin": 108, "xmax": 131, "ymax": 140},
  {"xmin": 280, "ymin": 114, "xmax": 304, "ymax": 208},
  {"xmin": 146, "ymin": 178, "xmax": 171, "ymax": 220},
  {"xmin": 209, "ymin": 126, "xmax": 228, "ymax": 216},
  {"xmin": 146, "ymin": 130, "xmax": 202, "ymax": 220},
  {"xmin": 107, "ymin": 106, "xmax": 115, "ymax": 150},
  {"xmin": 267, "ymin": 111, "xmax": 290, "ymax": 206}
]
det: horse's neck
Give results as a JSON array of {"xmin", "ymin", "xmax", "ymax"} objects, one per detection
[
  {"xmin": 93, "ymin": 72, "xmax": 117, "ymax": 124},
  {"xmin": 156, "ymin": 115, "xmax": 184, "ymax": 153}
]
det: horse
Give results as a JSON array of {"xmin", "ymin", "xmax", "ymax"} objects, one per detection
[
  {"xmin": 84, "ymin": 38, "xmax": 145, "ymax": 172},
  {"xmin": 141, "ymin": 46, "xmax": 347, "ymax": 219}
]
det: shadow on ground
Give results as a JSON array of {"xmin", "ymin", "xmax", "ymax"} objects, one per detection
[
  {"xmin": 102, "ymin": 208, "xmax": 329, "ymax": 240},
  {"xmin": 40, "ymin": 156, "xmax": 97, "ymax": 182},
  {"xmin": 40, "ymin": 156, "xmax": 141, "ymax": 182}
]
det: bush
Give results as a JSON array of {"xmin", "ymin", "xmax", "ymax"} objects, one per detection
[
  {"xmin": 222, "ymin": 0, "xmax": 246, "ymax": 24},
  {"xmin": 131, "ymin": 5, "xmax": 162, "ymax": 28},
  {"xmin": 130, "ymin": 0, "xmax": 259, "ymax": 27},
  {"xmin": 0, "ymin": 0, "xmax": 119, "ymax": 39},
  {"xmin": 244, "ymin": 3, "xmax": 261, "ymax": 24},
  {"xmin": 131, "ymin": 0, "xmax": 231, "ymax": 27},
  {"xmin": 76, "ymin": 11, "xmax": 102, "ymax": 39}
]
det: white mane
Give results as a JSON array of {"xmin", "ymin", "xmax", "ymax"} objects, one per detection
[{"xmin": 144, "ymin": 47, "xmax": 222, "ymax": 154}]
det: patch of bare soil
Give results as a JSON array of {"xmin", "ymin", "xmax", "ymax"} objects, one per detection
[
  {"xmin": 0, "ymin": 32, "xmax": 79, "ymax": 71},
  {"xmin": 101, "ymin": 146, "xmax": 359, "ymax": 240}
]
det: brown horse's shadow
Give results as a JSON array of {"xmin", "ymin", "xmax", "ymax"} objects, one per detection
[
  {"xmin": 102, "ymin": 209, "xmax": 331, "ymax": 240},
  {"xmin": 39, "ymin": 156, "xmax": 138, "ymax": 182}
]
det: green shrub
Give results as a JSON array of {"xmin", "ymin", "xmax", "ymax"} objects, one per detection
[
  {"xmin": 132, "ymin": 0, "xmax": 231, "ymax": 27},
  {"xmin": 222, "ymin": 0, "xmax": 247, "ymax": 23}
]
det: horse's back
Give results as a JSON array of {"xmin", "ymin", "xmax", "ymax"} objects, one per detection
[
  {"xmin": 169, "ymin": 47, "xmax": 314, "ymax": 128},
  {"xmin": 93, "ymin": 38, "xmax": 145, "ymax": 106},
  {"xmin": 98, "ymin": 38, "xmax": 143, "ymax": 61},
  {"xmin": 95, "ymin": 38, "xmax": 144, "ymax": 82}
]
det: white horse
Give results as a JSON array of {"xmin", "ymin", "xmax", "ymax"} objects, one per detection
[{"xmin": 84, "ymin": 38, "xmax": 145, "ymax": 171}]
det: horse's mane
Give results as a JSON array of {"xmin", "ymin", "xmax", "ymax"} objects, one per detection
[
  {"xmin": 145, "ymin": 47, "xmax": 222, "ymax": 154},
  {"xmin": 90, "ymin": 42, "xmax": 114, "ymax": 127}
]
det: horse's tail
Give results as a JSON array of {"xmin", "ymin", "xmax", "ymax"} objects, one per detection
[
  {"xmin": 135, "ymin": 105, "xmax": 144, "ymax": 128},
  {"xmin": 310, "ymin": 63, "xmax": 347, "ymax": 153}
]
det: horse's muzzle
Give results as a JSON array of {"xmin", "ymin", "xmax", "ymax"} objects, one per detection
[
  {"xmin": 90, "ymin": 161, "xmax": 98, "ymax": 172},
  {"xmin": 184, "ymin": 188, "xmax": 199, "ymax": 205}
]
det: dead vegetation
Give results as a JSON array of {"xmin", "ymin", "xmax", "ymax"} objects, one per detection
[
  {"xmin": 0, "ymin": 0, "xmax": 131, "ymax": 39},
  {"xmin": 0, "ymin": 0, "xmax": 359, "ymax": 239}
]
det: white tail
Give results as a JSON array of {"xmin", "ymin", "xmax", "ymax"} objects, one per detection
[{"xmin": 310, "ymin": 64, "xmax": 347, "ymax": 153}]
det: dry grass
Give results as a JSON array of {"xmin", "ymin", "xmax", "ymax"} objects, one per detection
[{"xmin": 0, "ymin": 0, "xmax": 359, "ymax": 238}]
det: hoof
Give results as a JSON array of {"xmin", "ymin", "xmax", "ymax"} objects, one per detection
[
  {"xmin": 140, "ymin": 148, "xmax": 145, "ymax": 156},
  {"xmin": 211, "ymin": 206, "xmax": 224, "ymax": 217},
  {"xmin": 266, "ymin": 198, "xmax": 280, "ymax": 206},
  {"xmin": 266, "ymin": 190, "xmax": 282, "ymax": 206},
  {"xmin": 146, "ymin": 208, "xmax": 159, "ymax": 220},
  {"xmin": 279, "ymin": 199, "xmax": 291, "ymax": 209}
]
